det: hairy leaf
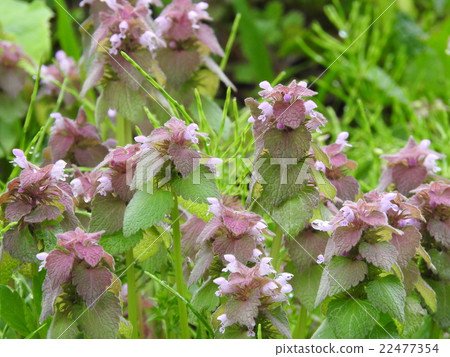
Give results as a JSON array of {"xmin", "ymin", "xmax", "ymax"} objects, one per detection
[
  {"xmin": 264, "ymin": 126, "xmax": 311, "ymax": 159},
  {"xmin": 327, "ymin": 298, "xmax": 379, "ymax": 339},
  {"xmin": 74, "ymin": 292, "xmax": 121, "ymax": 339},
  {"xmin": 72, "ymin": 265, "xmax": 113, "ymax": 307},
  {"xmin": 315, "ymin": 257, "xmax": 368, "ymax": 307},
  {"xmin": 90, "ymin": 194, "xmax": 126, "ymax": 235},
  {"xmin": 171, "ymin": 165, "xmax": 219, "ymax": 203},
  {"xmin": 99, "ymin": 229, "xmax": 143, "ymax": 255},
  {"xmin": 366, "ymin": 275, "xmax": 406, "ymax": 323},
  {"xmin": 123, "ymin": 189, "xmax": 173, "ymax": 236},
  {"xmin": 359, "ymin": 241, "xmax": 398, "ymax": 271}
]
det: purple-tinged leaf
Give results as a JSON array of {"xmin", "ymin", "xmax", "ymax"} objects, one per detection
[
  {"xmin": 168, "ymin": 143, "xmax": 201, "ymax": 178},
  {"xmin": 315, "ymin": 256, "xmax": 368, "ymax": 307},
  {"xmin": 390, "ymin": 226, "xmax": 421, "ymax": 267},
  {"xmin": 73, "ymin": 243, "xmax": 104, "ymax": 267},
  {"xmin": 4, "ymin": 200, "xmax": 33, "ymax": 222},
  {"xmin": 325, "ymin": 226, "xmax": 362, "ymax": 260},
  {"xmin": 428, "ymin": 218, "xmax": 450, "ymax": 249},
  {"xmin": 72, "ymin": 265, "xmax": 113, "ymax": 307},
  {"xmin": 273, "ymin": 100, "xmax": 305, "ymax": 129},
  {"xmin": 359, "ymin": 241, "xmax": 398, "ymax": 271},
  {"xmin": 213, "ymin": 234, "xmax": 256, "ymax": 264},
  {"xmin": 89, "ymin": 194, "xmax": 127, "ymax": 235},
  {"xmin": 188, "ymin": 244, "xmax": 214, "ymax": 286},
  {"xmin": 263, "ymin": 126, "xmax": 311, "ymax": 159},
  {"xmin": 392, "ymin": 165, "xmax": 428, "ymax": 195},
  {"xmin": 225, "ymin": 289, "xmax": 260, "ymax": 331},
  {"xmin": 24, "ymin": 204, "xmax": 62, "ymax": 224}
]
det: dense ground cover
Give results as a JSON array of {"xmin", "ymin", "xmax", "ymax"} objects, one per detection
[{"xmin": 0, "ymin": 0, "xmax": 449, "ymax": 339}]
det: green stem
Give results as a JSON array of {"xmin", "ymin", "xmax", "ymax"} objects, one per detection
[
  {"xmin": 293, "ymin": 305, "xmax": 308, "ymax": 339},
  {"xmin": 170, "ymin": 190, "xmax": 190, "ymax": 338},
  {"xmin": 271, "ymin": 225, "xmax": 283, "ymax": 271},
  {"xmin": 117, "ymin": 115, "xmax": 139, "ymax": 338},
  {"xmin": 126, "ymin": 250, "xmax": 139, "ymax": 338}
]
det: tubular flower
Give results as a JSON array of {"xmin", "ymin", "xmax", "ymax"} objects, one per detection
[
  {"xmin": 316, "ymin": 132, "xmax": 359, "ymax": 201},
  {"xmin": 0, "ymin": 150, "xmax": 77, "ymax": 262},
  {"xmin": 46, "ymin": 108, "xmax": 113, "ymax": 167},
  {"xmin": 132, "ymin": 117, "xmax": 219, "ymax": 186},
  {"xmin": 246, "ymin": 79, "xmax": 327, "ymax": 132},
  {"xmin": 39, "ymin": 228, "xmax": 116, "ymax": 323},
  {"xmin": 40, "ymin": 50, "xmax": 80, "ymax": 105},
  {"xmin": 378, "ymin": 137, "xmax": 445, "ymax": 195},
  {"xmin": 409, "ymin": 181, "xmax": 450, "ymax": 249},
  {"xmin": 0, "ymin": 40, "xmax": 32, "ymax": 98},
  {"xmin": 213, "ymin": 254, "xmax": 292, "ymax": 337},
  {"xmin": 187, "ymin": 197, "xmax": 273, "ymax": 286}
]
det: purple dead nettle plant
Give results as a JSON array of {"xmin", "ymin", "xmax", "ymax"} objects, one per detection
[
  {"xmin": 312, "ymin": 190, "xmax": 430, "ymax": 306},
  {"xmin": 40, "ymin": 50, "xmax": 81, "ymax": 106},
  {"xmin": 0, "ymin": 40, "xmax": 32, "ymax": 98},
  {"xmin": 314, "ymin": 132, "xmax": 360, "ymax": 202},
  {"xmin": 80, "ymin": 0, "xmax": 166, "ymax": 122},
  {"xmin": 408, "ymin": 181, "xmax": 450, "ymax": 331},
  {"xmin": 378, "ymin": 137, "xmax": 445, "ymax": 195},
  {"xmin": 0, "ymin": 150, "xmax": 77, "ymax": 262},
  {"xmin": 185, "ymin": 197, "xmax": 273, "ymax": 286},
  {"xmin": 213, "ymin": 254, "xmax": 293, "ymax": 337},
  {"xmin": 409, "ymin": 181, "xmax": 450, "ymax": 250},
  {"xmin": 132, "ymin": 117, "xmax": 220, "ymax": 189},
  {"xmin": 37, "ymin": 228, "xmax": 121, "ymax": 338},
  {"xmin": 154, "ymin": 0, "xmax": 233, "ymax": 91},
  {"xmin": 45, "ymin": 108, "xmax": 116, "ymax": 167}
]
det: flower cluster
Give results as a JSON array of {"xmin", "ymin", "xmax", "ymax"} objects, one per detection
[
  {"xmin": 40, "ymin": 50, "xmax": 80, "ymax": 106},
  {"xmin": 38, "ymin": 228, "xmax": 116, "ymax": 323},
  {"xmin": 379, "ymin": 137, "xmax": 445, "ymax": 195},
  {"xmin": 186, "ymin": 197, "xmax": 273, "ymax": 285},
  {"xmin": 46, "ymin": 108, "xmax": 114, "ymax": 167},
  {"xmin": 133, "ymin": 117, "xmax": 219, "ymax": 181},
  {"xmin": 155, "ymin": 0, "xmax": 223, "ymax": 56},
  {"xmin": 0, "ymin": 149, "xmax": 77, "ymax": 262},
  {"xmin": 247, "ymin": 80, "xmax": 326, "ymax": 132},
  {"xmin": 74, "ymin": 143, "xmax": 142, "ymax": 202},
  {"xmin": 0, "ymin": 40, "xmax": 31, "ymax": 98},
  {"xmin": 213, "ymin": 254, "xmax": 292, "ymax": 337},
  {"xmin": 315, "ymin": 132, "xmax": 359, "ymax": 201},
  {"xmin": 88, "ymin": 0, "xmax": 164, "ymax": 56},
  {"xmin": 409, "ymin": 181, "xmax": 450, "ymax": 249}
]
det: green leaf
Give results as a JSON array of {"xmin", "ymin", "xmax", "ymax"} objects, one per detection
[
  {"xmin": 264, "ymin": 126, "xmax": 311, "ymax": 159},
  {"xmin": 178, "ymin": 197, "xmax": 212, "ymax": 222},
  {"xmin": 123, "ymin": 189, "xmax": 173, "ymax": 237},
  {"xmin": 366, "ymin": 275, "xmax": 406, "ymax": 323},
  {"xmin": 74, "ymin": 292, "xmax": 121, "ymax": 339},
  {"xmin": 359, "ymin": 241, "xmax": 398, "ymax": 271},
  {"xmin": 257, "ymin": 156, "xmax": 309, "ymax": 207},
  {"xmin": 311, "ymin": 318, "xmax": 336, "ymax": 339},
  {"xmin": 327, "ymin": 298, "xmax": 379, "ymax": 339},
  {"xmin": 99, "ymin": 229, "xmax": 143, "ymax": 255},
  {"xmin": 315, "ymin": 256, "xmax": 368, "ymax": 307},
  {"xmin": 429, "ymin": 249, "xmax": 450, "ymax": 280},
  {"xmin": 401, "ymin": 295, "xmax": 426, "ymax": 337},
  {"xmin": 263, "ymin": 305, "xmax": 292, "ymax": 338},
  {"xmin": 0, "ymin": 0, "xmax": 53, "ymax": 64},
  {"xmin": 291, "ymin": 265, "xmax": 323, "ymax": 312},
  {"xmin": 0, "ymin": 251, "xmax": 20, "ymax": 284},
  {"xmin": 171, "ymin": 165, "xmax": 219, "ymax": 203},
  {"xmin": 310, "ymin": 169, "xmax": 336, "ymax": 199},
  {"xmin": 103, "ymin": 81, "xmax": 146, "ymax": 123},
  {"xmin": 47, "ymin": 311, "xmax": 79, "ymax": 339},
  {"xmin": 311, "ymin": 142, "xmax": 331, "ymax": 168},
  {"xmin": 271, "ymin": 186, "xmax": 319, "ymax": 236},
  {"xmin": 0, "ymin": 285, "xmax": 32, "ymax": 336},
  {"xmin": 427, "ymin": 280, "xmax": 449, "ymax": 331},
  {"xmin": 190, "ymin": 278, "xmax": 219, "ymax": 322},
  {"xmin": 133, "ymin": 227, "xmax": 168, "ymax": 262},
  {"xmin": 90, "ymin": 194, "xmax": 127, "ymax": 235},
  {"xmin": 415, "ymin": 276, "xmax": 437, "ymax": 312}
]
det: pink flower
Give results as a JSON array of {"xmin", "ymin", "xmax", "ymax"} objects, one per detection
[
  {"xmin": 379, "ymin": 137, "xmax": 445, "ymax": 195},
  {"xmin": 213, "ymin": 254, "xmax": 293, "ymax": 336},
  {"xmin": 316, "ymin": 254, "xmax": 325, "ymax": 264}
]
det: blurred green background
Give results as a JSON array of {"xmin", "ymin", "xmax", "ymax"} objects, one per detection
[{"xmin": 0, "ymin": 0, "xmax": 449, "ymax": 190}]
